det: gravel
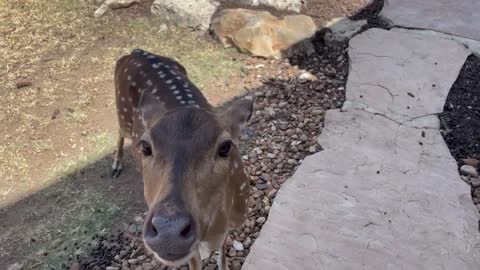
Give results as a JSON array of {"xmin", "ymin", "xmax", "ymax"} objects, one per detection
[{"xmin": 440, "ymin": 55, "xmax": 480, "ymax": 214}]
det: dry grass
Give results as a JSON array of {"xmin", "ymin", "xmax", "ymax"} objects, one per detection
[{"xmin": 0, "ymin": 0, "xmax": 242, "ymax": 203}]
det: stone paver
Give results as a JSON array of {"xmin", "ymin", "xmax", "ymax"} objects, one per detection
[
  {"xmin": 242, "ymin": 28, "xmax": 480, "ymax": 270},
  {"xmin": 344, "ymin": 28, "xmax": 470, "ymax": 125},
  {"xmin": 381, "ymin": 0, "xmax": 480, "ymax": 41}
]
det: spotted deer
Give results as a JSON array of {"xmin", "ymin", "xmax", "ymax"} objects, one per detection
[{"xmin": 112, "ymin": 49, "xmax": 253, "ymax": 270}]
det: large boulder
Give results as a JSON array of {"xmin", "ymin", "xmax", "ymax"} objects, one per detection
[
  {"xmin": 239, "ymin": 0, "xmax": 305, "ymax": 12},
  {"xmin": 151, "ymin": 0, "xmax": 218, "ymax": 32},
  {"xmin": 211, "ymin": 9, "xmax": 317, "ymax": 59}
]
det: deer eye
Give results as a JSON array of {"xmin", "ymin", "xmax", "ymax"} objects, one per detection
[
  {"xmin": 140, "ymin": 140, "xmax": 152, "ymax": 157},
  {"xmin": 218, "ymin": 140, "xmax": 232, "ymax": 158}
]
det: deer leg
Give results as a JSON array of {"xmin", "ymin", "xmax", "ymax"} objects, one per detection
[
  {"xmin": 188, "ymin": 248, "xmax": 202, "ymax": 270},
  {"xmin": 217, "ymin": 236, "xmax": 228, "ymax": 270},
  {"xmin": 111, "ymin": 133, "xmax": 124, "ymax": 178}
]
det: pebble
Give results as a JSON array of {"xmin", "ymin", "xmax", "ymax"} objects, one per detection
[
  {"xmin": 233, "ymin": 240, "xmax": 244, "ymax": 251},
  {"xmin": 15, "ymin": 79, "xmax": 32, "ymax": 88},
  {"xmin": 460, "ymin": 165, "xmax": 478, "ymax": 178},
  {"xmin": 298, "ymin": 72, "xmax": 314, "ymax": 83},
  {"xmin": 462, "ymin": 158, "xmax": 480, "ymax": 167},
  {"xmin": 106, "ymin": 267, "xmax": 119, "ymax": 270},
  {"xmin": 472, "ymin": 178, "xmax": 480, "ymax": 188},
  {"xmin": 256, "ymin": 217, "xmax": 266, "ymax": 224}
]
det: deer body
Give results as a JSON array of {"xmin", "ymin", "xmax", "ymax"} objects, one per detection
[{"xmin": 113, "ymin": 49, "xmax": 253, "ymax": 270}]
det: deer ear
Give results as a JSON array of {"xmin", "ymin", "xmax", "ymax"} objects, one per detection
[
  {"xmin": 139, "ymin": 92, "xmax": 166, "ymax": 128},
  {"xmin": 218, "ymin": 97, "xmax": 254, "ymax": 140}
]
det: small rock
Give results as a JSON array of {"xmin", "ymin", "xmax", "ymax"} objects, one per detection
[
  {"xmin": 129, "ymin": 224, "xmax": 138, "ymax": 233},
  {"xmin": 106, "ymin": 267, "xmax": 119, "ymax": 270},
  {"xmin": 142, "ymin": 263, "xmax": 153, "ymax": 270},
  {"xmin": 460, "ymin": 165, "xmax": 478, "ymax": 178},
  {"xmin": 256, "ymin": 216, "xmax": 266, "ymax": 224},
  {"xmin": 232, "ymin": 260, "xmax": 242, "ymax": 270},
  {"xmin": 267, "ymin": 107, "xmax": 276, "ymax": 117},
  {"xmin": 462, "ymin": 158, "xmax": 480, "ymax": 167},
  {"xmin": 15, "ymin": 80, "xmax": 32, "ymax": 88},
  {"xmin": 471, "ymin": 178, "xmax": 480, "ymax": 188},
  {"xmin": 128, "ymin": 259, "xmax": 138, "ymax": 264},
  {"xmin": 233, "ymin": 240, "xmax": 244, "ymax": 251},
  {"xmin": 298, "ymin": 72, "xmax": 314, "ymax": 83}
]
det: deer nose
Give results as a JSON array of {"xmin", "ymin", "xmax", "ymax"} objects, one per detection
[{"xmin": 143, "ymin": 213, "xmax": 196, "ymax": 261}]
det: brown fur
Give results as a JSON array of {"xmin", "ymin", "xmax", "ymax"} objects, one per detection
[{"xmin": 112, "ymin": 49, "xmax": 253, "ymax": 269}]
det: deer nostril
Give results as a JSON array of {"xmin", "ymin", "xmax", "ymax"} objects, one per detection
[
  {"xmin": 179, "ymin": 223, "xmax": 192, "ymax": 238},
  {"xmin": 151, "ymin": 223, "xmax": 158, "ymax": 236}
]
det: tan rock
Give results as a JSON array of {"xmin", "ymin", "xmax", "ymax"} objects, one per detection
[{"xmin": 211, "ymin": 9, "xmax": 317, "ymax": 59}]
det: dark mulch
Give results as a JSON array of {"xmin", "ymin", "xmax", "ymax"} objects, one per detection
[{"xmin": 441, "ymin": 54, "xmax": 480, "ymax": 162}]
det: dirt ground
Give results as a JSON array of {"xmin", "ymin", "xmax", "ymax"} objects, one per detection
[{"xmin": 0, "ymin": 0, "xmax": 377, "ymax": 269}]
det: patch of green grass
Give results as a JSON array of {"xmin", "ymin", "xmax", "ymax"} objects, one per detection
[
  {"xmin": 23, "ymin": 186, "xmax": 122, "ymax": 269},
  {"xmin": 32, "ymin": 139, "xmax": 54, "ymax": 153}
]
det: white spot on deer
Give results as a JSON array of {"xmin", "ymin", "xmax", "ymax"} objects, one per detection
[
  {"xmin": 127, "ymin": 122, "xmax": 132, "ymax": 127},
  {"xmin": 164, "ymin": 64, "xmax": 170, "ymax": 68},
  {"xmin": 123, "ymin": 108, "xmax": 128, "ymax": 112},
  {"xmin": 170, "ymin": 70, "xmax": 177, "ymax": 75},
  {"xmin": 127, "ymin": 75, "xmax": 132, "ymax": 81},
  {"xmin": 131, "ymin": 81, "xmax": 136, "ymax": 87},
  {"xmin": 124, "ymin": 68, "xmax": 128, "ymax": 73},
  {"xmin": 183, "ymin": 82, "xmax": 189, "ymax": 87},
  {"xmin": 147, "ymin": 80, "xmax": 152, "ymax": 86},
  {"xmin": 187, "ymin": 93, "xmax": 193, "ymax": 98},
  {"xmin": 138, "ymin": 88, "xmax": 142, "ymax": 94},
  {"xmin": 176, "ymin": 76, "xmax": 181, "ymax": 80},
  {"xmin": 157, "ymin": 71, "xmax": 164, "ymax": 76},
  {"xmin": 128, "ymin": 97, "xmax": 133, "ymax": 102},
  {"xmin": 185, "ymin": 88, "xmax": 191, "ymax": 92},
  {"xmin": 170, "ymin": 85, "xmax": 177, "ymax": 90},
  {"xmin": 180, "ymin": 100, "xmax": 186, "ymax": 104},
  {"xmin": 143, "ymin": 51, "xmax": 148, "ymax": 56},
  {"xmin": 173, "ymin": 90, "xmax": 180, "ymax": 95},
  {"xmin": 176, "ymin": 96, "xmax": 183, "ymax": 100},
  {"xmin": 120, "ymin": 115, "xmax": 125, "ymax": 120},
  {"xmin": 152, "ymin": 88, "xmax": 158, "ymax": 94},
  {"xmin": 166, "ymin": 79, "xmax": 173, "ymax": 84},
  {"xmin": 194, "ymin": 105, "xmax": 200, "ymax": 108},
  {"xmin": 152, "ymin": 63, "xmax": 159, "ymax": 69},
  {"xmin": 240, "ymin": 183, "xmax": 246, "ymax": 190},
  {"xmin": 139, "ymin": 115, "xmax": 142, "ymax": 120},
  {"xmin": 121, "ymin": 97, "xmax": 125, "ymax": 102},
  {"xmin": 147, "ymin": 55, "xmax": 155, "ymax": 59},
  {"xmin": 136, "ymin": 63, "xmax": 142, "ymax": 67},
  {"xmin": 155, "ymin": 96, "xmax": 160, "ymax": 100},
  {"xmin": 188, "ymin": 100, "xmax": 195, "ymax": 104},
  {"xmin": 234, "ymin": 162, "xmax": 238, "ymax": 169}
]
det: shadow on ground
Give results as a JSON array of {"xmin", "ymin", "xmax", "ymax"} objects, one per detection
[{"xmin": 0, "ymin": 147, "xmax": 145, "ymax": 269}]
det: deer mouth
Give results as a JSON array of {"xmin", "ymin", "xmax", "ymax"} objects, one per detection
[{"xmin": 144, "ymin": 240, "xmax": 199, "ymax": 266}]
